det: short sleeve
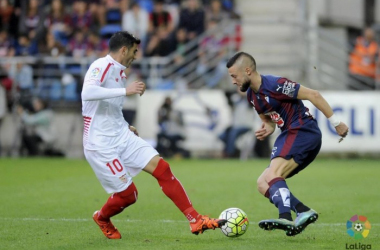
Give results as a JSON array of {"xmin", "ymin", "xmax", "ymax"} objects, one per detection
[{"xmin": 270, "ymin": 77, "xmax": 300, "ymax": 100}]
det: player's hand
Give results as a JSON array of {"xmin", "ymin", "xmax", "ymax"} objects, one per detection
[
  {"xmin": 335, "ymin": 122, "xmax": 349, "ymax": 138},
  {"xmin": 126, "ymin": 81, "xmax": 146, "ymax": 96},
  {"xmin": 129, "ymin": 125, "xmax": 139, "ymax": 136},
  {"xmin": 255, "ymin": 122, "xmax": 275, "ymax": 141}
]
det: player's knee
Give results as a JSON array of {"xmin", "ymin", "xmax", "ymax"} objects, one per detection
[
  {"xmin": 117, "ymin": 182, "xmax": 138, "ymax": 204},
  {"xmin": 257, "ymin": 176, "xmax": 267, "ymax": 195},
  {"xmin": 152, "ymin": 158, "xmax": 172, "ymax": 180}
]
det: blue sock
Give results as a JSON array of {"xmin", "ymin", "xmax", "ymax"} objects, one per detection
[
  {"xmin": 268, "ymin": 178, "xmax": 291, "ymax": 216},
  {"xmin": 290, "ymin": 193, "xmax": 301, "ymax": 213}
]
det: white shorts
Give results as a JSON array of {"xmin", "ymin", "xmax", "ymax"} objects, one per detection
[{"xmin": 84, "ymin": 133, "xmax": 159, "ymax": 194}]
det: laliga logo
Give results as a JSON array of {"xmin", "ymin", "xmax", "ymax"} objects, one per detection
[{"xmin": 346, "ymin": 215, "xmax": 372, "ymax": 250}]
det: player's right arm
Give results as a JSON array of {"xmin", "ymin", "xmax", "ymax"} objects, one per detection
[
  {"xmin": 81, "ymin": 61, "xmax": 145, "ymax": 101},
  {"xmin": 255, "ymin": 114, "xmax": 276, "ymax": 141}
]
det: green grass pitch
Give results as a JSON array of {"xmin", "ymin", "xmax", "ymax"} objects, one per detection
[{"xmin": 0, "ymin": 158, "xmax": 379, "ymax": 250}]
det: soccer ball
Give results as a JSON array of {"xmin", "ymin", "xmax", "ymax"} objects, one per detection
[{"xmin": 219, "ymin": 208, "xmax": 249, "ymax": 237}]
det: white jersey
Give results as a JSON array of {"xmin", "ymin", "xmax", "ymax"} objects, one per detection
[{"xmin": 82, "ymin": 55, "xmax": 131, "ymax": 150}]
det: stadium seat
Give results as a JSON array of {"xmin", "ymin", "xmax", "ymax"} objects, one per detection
[
  {"xmin": 49, "ymin": 80, "xmax": 62, "ymax": 100},
  {"xmin": 106, "ymin": 9, "xmax": 121, "ymax": 24},
  {"xmin": 100, "ymin": 24, "xmax": 122, "ymax": 39},
  {"xmin": 63, "ymin": 82, "xmax": 78, "ymax": 101},
  {"xmin": 138, "ymin": 0, "xmax": 154, "ymax": 13}
]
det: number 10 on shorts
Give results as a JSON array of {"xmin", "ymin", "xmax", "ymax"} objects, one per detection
[{"xmin": 106, "ymin": 159, "xmax": 124, "ymax": 175}]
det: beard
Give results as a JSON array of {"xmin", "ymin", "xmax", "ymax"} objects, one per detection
[{"xmin": 240, "ymin": 78, "xmax": 251, "ymax": 92}]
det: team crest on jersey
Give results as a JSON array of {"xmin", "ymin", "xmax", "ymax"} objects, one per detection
[
  {"xmin": 119, "ymin": 174, "xmax": 128, "ymax": 183},
  {"xmin": 91, "ymin": 67, "xmax": 101, "ymax": 78},
  {"xmin": 282, "ymin": 81, "xmax": 296, "ymax": 97}
]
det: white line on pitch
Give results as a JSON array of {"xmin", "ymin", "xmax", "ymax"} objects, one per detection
[{"xmin": 0, "ymin": 218, "xmax": 378, "ymax": 226}]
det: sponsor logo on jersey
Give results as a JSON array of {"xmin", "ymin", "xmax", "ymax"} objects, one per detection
[
  {"xmin": 282, "ymin": 81, "xmax": 296, "ymax": 97},
  {"xmin": 91, "ymin": 67, "xmax": 101, "ymax": 78},
  {"xmin": 266, "ymin": 111, "xmax": 284, "ymax": 128}
]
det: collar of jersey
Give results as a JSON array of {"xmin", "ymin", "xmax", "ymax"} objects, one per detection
[{"xmin": 106, "ymin": 55, "xmax": 126, "ymax": 70}]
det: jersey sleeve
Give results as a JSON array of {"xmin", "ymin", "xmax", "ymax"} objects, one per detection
[
  {"xmin": 269, "ymin": 77, "xmax": 300, "ymax": 100},
  {"xmin": 82, "ymin": 60, "xmax": 125, "ymax": 101},
  {"xmin": 84, "ymin": 60, "xmax": 113, "ymax": 87}
]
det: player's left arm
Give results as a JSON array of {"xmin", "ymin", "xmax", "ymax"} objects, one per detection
[{"xmin": 297, "ymin": 85, "xmax": 349, "ymax": 138}]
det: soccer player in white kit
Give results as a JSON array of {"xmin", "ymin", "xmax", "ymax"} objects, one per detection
[{"xmin": 81, "ymin": 31, "xmax": 226, "ymax": 239}]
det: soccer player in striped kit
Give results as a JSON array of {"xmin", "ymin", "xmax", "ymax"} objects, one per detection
[
  {"xmin": 226, "ymin": 52, "xmax": 349, "ymax": 236},
  {"xmin": 81, "ymin": 31, "xmax": 226, "ymax": 239}
]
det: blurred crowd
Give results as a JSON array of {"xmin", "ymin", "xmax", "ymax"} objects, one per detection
[
  {"xmin": 0, "ymin": 0, "xmax": 238, "ymax": 58},
  {"xmin": 0, "ymin": 0, "xmax": 241, "ymax": 108},
  {"xmin": 0, "ymin": 0, "xmax": 241, "ymax": 157}
]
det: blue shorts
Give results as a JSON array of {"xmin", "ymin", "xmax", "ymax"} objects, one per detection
[{"xmin": 271, "ymin": 119, "xmax": 322, "ymax": 178}]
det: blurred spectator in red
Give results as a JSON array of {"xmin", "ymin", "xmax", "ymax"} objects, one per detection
[
  {"xmin": 206, "ymin": 0, "xmax": 228, "ymax": 23},
  {"xmin": 68, "ymin": 1, "xmax": 93, "ymax": 34},
  {"xmin": 179, "ymin": 0, "xmax": 205, "ymax": 40},
  {"xmin": 349, "ymin": 27, "xmax": 378, "ymax": 90},
  {"xmin": 0, "ymin": 29, "xmax": 15, "ymax": 57},
  {"xmin": 87, "ymin": 31, "xmax": 108, "ymax": 58},
  {"xmin": 148, "ymin": 0, "xmax": 174, "ymax": 35},
  {"xmin": 43, "ymin": 0, "xmax": 71, "ymax": 46},
  {"xmin": 122, "ymin": 1, "xmax": 149, "ymax": 47},
  {"xmin": 14, "ymin": 33, "xmax": 38, "ymax": 56},
  {"xmin": 67, "ymin": 29, "xmax": 89, "ymax": 58}
]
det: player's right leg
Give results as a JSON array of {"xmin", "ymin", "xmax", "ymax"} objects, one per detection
[
  {"xmin": 84, "ymin": 146, "xmax": 137, "ymax": 239},
  {"xmin": 257, "ymin": 158, "xmax": 318, "ymax": 236},
  {"xmin": 257, "ymin": 158, "xmax": 301, "ymax": 236},
  {"xmin": 143, "ymin": 156, "xmax": 227, "ymax": 235}
]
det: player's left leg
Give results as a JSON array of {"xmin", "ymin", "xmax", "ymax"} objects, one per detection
[
  {"xmin": 144, "ymin": 155, "xmax": 227, "ymax": 235},
  {"xmin": 93, "ymin": 183, "xmax": 138, "ymax": 239}
]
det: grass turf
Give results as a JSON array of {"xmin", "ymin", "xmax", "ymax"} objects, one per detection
[{"xmin": 0, "ymin": 158, "xmax": 379, "ymax": 250}]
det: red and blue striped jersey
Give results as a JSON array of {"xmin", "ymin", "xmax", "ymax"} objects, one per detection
[{"xmin": 247, "ymin": 74, "xmax": 313, "ymax": 130}]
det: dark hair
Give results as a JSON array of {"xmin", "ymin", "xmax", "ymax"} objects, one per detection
[
  {"xmin": 109, "ymin": 31, "xmax": 141, "ymax": 52},
  {"xmin": 226, "ymin": 51, "xmax": 256, "ymax": 70}
]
